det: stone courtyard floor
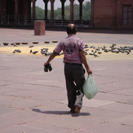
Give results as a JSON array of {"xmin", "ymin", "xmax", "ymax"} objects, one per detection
[
  {"xmin": 0, "ymin": 28, "xmax": 133, "ymax": 133},
  {"xmin": 0, "ymin": 28, "xmax": 133, "ymax": 44}
]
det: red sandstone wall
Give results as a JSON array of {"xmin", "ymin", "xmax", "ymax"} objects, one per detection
[
  {"xmin": 116, "ymin": 0, "xmax": 133, "ymax": 29},
  {"xmin": 93, "ymin": 0, "xmax": 133, "ymax": 29},
  {"xmin": 93, "ymin": 0, "xmax": 116, "ymax": 28}
]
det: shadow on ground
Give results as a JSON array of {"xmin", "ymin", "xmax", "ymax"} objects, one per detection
[{"xmin": 32, "ymin": 108, "xmax": 90, "ymax": 117}]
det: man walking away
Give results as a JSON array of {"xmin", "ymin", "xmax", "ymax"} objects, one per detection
[{"xmin": 44, "ymin": 24, "xmax": 92, "ymax": 114}]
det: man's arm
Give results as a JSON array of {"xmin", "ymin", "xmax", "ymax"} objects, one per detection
[
  {"xmin": 80, "ymin": 50, "xmax": 92, "ymax": 75},
  {"xmin": 44, "ymin": 52, "xmax": 58, "ymax": 66}
]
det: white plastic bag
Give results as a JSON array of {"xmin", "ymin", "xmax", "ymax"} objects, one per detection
[{"xmin": 83, "ymin": 75, "xmax": 98, "ymax": 99}]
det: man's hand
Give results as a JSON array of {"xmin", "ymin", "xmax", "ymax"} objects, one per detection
[
  {"xmin": 87, "ymin": 70, "xmax": 92, "ymax": 75},
  {"xmin": 44, "ymin": 62, "xmax": 49, "ymax": 66}
]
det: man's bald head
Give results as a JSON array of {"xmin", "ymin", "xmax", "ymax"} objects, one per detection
[{"xmin": 66, "ymin": 24, "xmax": 77, "ymax": 35}]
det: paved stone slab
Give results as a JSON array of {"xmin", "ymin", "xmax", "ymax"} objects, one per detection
[
  {"xmin": 60, "ymin": 99, "xmax": 115, "ymax": 108},
  {"xmin": 0, "ymin": 28, "xmax": 133, "ymax": 44},
  {"xmin": 0, "ymin": 28, "xmax": 133, "ymax": 133},
  {"xmin": 0, "ymin": 51, "xmax": 133, "ymax": 133},
  {"xmin": 0, "ymin": 105, "xmax": 13, "ymax": 116}
]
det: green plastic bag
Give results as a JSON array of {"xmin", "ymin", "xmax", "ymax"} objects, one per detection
[{"xmin": 83, "ymin": 75, "xmax": 98, "ymax": 99}]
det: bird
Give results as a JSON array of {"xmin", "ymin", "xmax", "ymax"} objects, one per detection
[
  {"xmin": 29, "ymin": 45, "xmax": 34, "ymax": 48},
  {"xmin": 52, "ymin": 41, "xmax": 58, "ymax": 43},
  {"xmin": 30, "ymin": 50, "xmax": 32, "ymax": 53},
  {"xmin": 85, "ymin": 44, "xmax": 89, "ymax": 48},
  {"xmin": 44, "ymin": 41, "xmax": 50, "ymax": 44},
  {"xmin": 41, "ymin": 48, "xmax": 49, "ymax": 55},
  {"xmin": 22, "ymin": 42, "xmax": 28, "ymax": 45},
  {"xmin": 32, "ymin": 42, "xmax": 39, "ymax": 44},
  {"xmin": 98, "ymin": 51, "xmax": 102, "ymax": 54},
  {"xmin": 13, "ymin": 49, "xmax": 21, "ymax": 53},
  {"xmin": 16, "ymin": 42, "xmax": 20, "ymax": 45},
  {"xmin": 3, "ymin": 43, "xmax": 9, "ymax": 46},
  {"xmin": 11, "ymin": 43, "xmax": 16, "ymax": 46},
  {"xmin": 32, "ymin": 51, "xmax": 38, "ymax": 54}
]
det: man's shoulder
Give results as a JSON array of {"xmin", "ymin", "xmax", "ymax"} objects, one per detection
[
  {"xmin": 60, "ymin": 35, "xmax": 84, "ymax": 44},
  {"xmin": 72, "ymin": 35, "xmax": 83, "ymax": 42},
  {"xmin": 67, "ymin": 35, "xmax": 83, "ymax": 41},
  {"xmin": 73, "ymin": 36, "xmax": 84, "ymax": 44}
]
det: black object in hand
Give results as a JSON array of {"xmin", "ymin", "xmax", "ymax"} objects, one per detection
[{"xmin": 44, "ymin": 64, "xmax": 52, "ymax": 72}]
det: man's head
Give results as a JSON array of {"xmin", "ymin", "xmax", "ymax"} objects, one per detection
[{"xmin": 66, "ymin": 24, "xmax": 77, "ymax": 35}]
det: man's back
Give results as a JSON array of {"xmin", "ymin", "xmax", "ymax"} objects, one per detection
[{"xmin": 55, "ymin": 35, "xmax": 85, "ymax": 64}]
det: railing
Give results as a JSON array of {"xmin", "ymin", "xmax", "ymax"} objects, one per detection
[
  {"xmin": 0, "ymin": 15, "xmax": 91, "ymax": 28},
  {"xmin": 0, "ymin": 15, "xmax": 32, "ymax": 26},
  {"xmin": 44, "ymin": 19, "xmax": 91, "ymax": 28}
]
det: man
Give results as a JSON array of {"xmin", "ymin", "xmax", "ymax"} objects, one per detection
[{"xmin": 44, "ymin": 24, "xmax": 92, "ymax": 114}]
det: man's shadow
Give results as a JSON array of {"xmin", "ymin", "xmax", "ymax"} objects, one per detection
[{"xmin": 32, "ymin": 108, "xmax": 90, "ymax": 117}]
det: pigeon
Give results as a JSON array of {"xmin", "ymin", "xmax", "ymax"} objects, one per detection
[
  {"xmin": 30, "ymin": 50, "xmax": 32, "ymax": 53},
  {"xmin": 32, "ymin": 51, "xmax": 38, "ymax": 54},
  {"xmin": 13, "ymin": 49, "xmax": 21, "ymax": 53},
  {"xmin": 22, "ymin": 42, "xmax": 28, "ymax": 45},
  {"xmin": 41, "ymin": 48, "xmax": 48, "ymax": 55},
  {"xmin": 3, "ymin": 43, "xmax": 9, "ymax": 46},
  {"xmin": 11, "ymin": 43, "xmax": 16, "ymax": 46},
  {"xmin": 98, "ymin": 51, "xmax": 102, "ymax": 54},
  {"xmin": 90, "ymin": 46, "xmax": 95, "ymax": 49},
  {"xmin": 44, "ymin": 41, "xmax": 50, "ymax": 44},
  {"xmin": 52, "ymin": 41, "xmax": 58, "ymax": 43},
  {"xmin": 111, "ymin": 44, "xmax": 117, "ymax": 48},
  {"xmin": 32, "ymin": 42, "xmax": 39, "ymax": 44},
  {"xmin": 84, "ymin": 51, "xmax": 88, "ymax": 55},
  {"xmin": 29, "ymin": 45, "xmax": 34, "ymax": 48},
  {"xmin": 89, "ymin": 53, "xmax": 94, "ymax": 56},
  {"xmin": 104, "ymin": 49, "xmax": 109, "ymax": 53},
  {"xmin": 85, "ymin": 44, "xmax": 89, "ymax": 48},
  {"xmin": 93, "ymin": 54, "xmax": 98, "ymax": 57},
  {"xmin": 16, "ymin": 42, "xmax": 20, "ymax": 45}
]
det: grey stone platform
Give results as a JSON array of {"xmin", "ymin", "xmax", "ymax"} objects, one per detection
[
  {"xmin": 0, "ymin": 53, "xmax": 133, "ymax": 133},
  {"xmin": 0, "ymin": 28, "xmax": 133, "ymax": 44}
]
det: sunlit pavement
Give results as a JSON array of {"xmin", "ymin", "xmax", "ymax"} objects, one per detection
[
  {"xmin": 0, "ymin": 28, "xmax": 133, "ymax": 44},
  {"xmin": 0, "ymin": 28, "xmax": 133, "ymax": 133}
]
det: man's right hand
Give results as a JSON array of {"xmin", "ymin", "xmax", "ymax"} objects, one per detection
[
  {"xmin": 44, "ymin": 62, "xmax": 49, "ymax": 66},
  {"xmin": 87, "ymin": 70, "xmax": 92, "ymax": 75},
  {"xmin": 43, "ymin": 52, "xmax": 58, "ymax": 67}
]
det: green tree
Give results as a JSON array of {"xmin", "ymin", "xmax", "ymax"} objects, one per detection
[
  {"xmin": 54, "ymin": 8, "xmax": 61, "ymax": 19},
  {"xmin": 64, "ymin": 5, "xmax": 70, "ymax": 20},
  {"xmin": 74, "ymin": 4, "xmax": 79, "ymax": 20},
  {"xmin": 83, "ymin": 1, "xmax": 91, "ymax": 20},
  {"xmin": 35, "ymin": 6, "xmax": 44, "ymax": 19}
]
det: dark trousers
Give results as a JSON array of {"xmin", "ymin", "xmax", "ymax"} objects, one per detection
[{"xmin": 64, "ymin": 63, "xmax": 85, "ymax": 109}]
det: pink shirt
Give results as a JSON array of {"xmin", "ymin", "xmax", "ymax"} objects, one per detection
[{"xmin": 54, "ymin": 35, "xmax": 85, "ymax": 64}]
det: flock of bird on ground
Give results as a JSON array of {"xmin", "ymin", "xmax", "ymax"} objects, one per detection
[{"xmin": 0, "ymin": 41, "xmax": 133, "ymax": 57}]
